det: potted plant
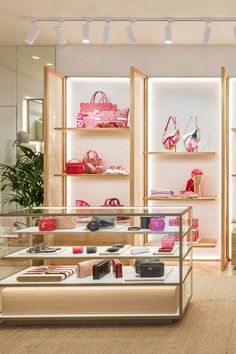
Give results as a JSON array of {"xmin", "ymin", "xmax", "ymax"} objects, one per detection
[{"xmin": 0, "ymin": 145, "xmax": 44, "ymax": 208}]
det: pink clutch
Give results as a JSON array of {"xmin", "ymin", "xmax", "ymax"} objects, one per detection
[
  {"xmin": 150, "ymin": 217, "xmax": 165, "ymax": 231},
  {"xmin": 169, "ymin": 217, "xmax": 179, "ymax": 226},
  {"xmin": 161, "ymin": 235, "xmax": 175, "ymax": 248}
]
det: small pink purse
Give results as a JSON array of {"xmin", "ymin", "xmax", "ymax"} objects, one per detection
[
  {"xmin": 162, "ymin": 116, "xmax": 180, "ymax": 150},
  {"xmin": 150, "ymin": 217, "xmax": 165, "ymax": 231},
  {"xmin": 161, "ymin": 235, "xmax": 175, "ymax": 248}
]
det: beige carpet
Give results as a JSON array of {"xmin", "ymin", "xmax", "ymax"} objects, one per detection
[{"xmin": 0, "ymin": 274, "xmax": 236, "ymax": 354}]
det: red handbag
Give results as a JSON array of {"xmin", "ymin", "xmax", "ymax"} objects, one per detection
[
  {"xmin": 65, "ymin": 160, "xmax": 84, "ymax": 174},
  {"xmin": 38, "ymin": 217, "xmax": 56, "ymax": 232},
  {"xmin": 83, "ymin": 150, "xmax": 104, "ymax": 174},
  {"xmin": 101, "ymin": 198, "xmax": 129, "ymax": 221}
]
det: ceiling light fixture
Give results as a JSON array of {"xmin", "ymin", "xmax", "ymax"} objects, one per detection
[
  {"xmin": 24, "ymin": 20, "xmax": 40, "ymax": 45},
  {"xmin": 32, "ymin": 55, "xmax": 40, "ymax": 60},
  {"xmin": 103, "ymin": 19, "xmax": 111, "ymax": 44},
  {"xmin": 82, "ymin": 20, "xmax": 90, "ymax": 43},
  {"xmin": 53, "ymin": 21, "xmax": 66, "ymax": 45},
  {"xmin": 125, "ymin": 20, "xmax": 136, "ymax": 44},
  {"xmin": 164, "ymin": 21, "xmax": 173, "ymax": 44},
  {"xmin": 202, "ymin": 21, "xmax": 211, "ymax": 44},
  {"xmin": 45, "ymin": 62, "xmax": 53, "ymax": 66}
]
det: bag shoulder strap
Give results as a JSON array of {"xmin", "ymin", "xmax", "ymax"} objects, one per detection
[
  {"xmin": 184, "ymin": 116, "xmax": 199, "ymax": 133},
  {"xmin": 164, "ymin": 116, "xmax": 177, "ymax": 132},
  {"xmin": 91, "ymin": 91, "xmax": 109, "ymax": 103}
]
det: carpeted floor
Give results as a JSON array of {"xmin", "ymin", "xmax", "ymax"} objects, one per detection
[{"xmin": 0, "ymin": 273, "xmax": 236, "ymax": 354}]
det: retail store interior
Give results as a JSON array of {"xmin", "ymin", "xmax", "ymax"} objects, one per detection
[{"xmin": 1, "ymin": 1, "xmax": 236, "ymax": 353}]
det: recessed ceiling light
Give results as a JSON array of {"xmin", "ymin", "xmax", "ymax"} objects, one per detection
[
  {"xmin": 32, "ymin": 56, "xmax": 40, "ymax": 60},
  {"xmin": 82, "ymin": 21, "xmax": 90, "ymax": 43},
  {"xmin": 45, "ymin": 62, "xmax": 53, "ymax": 66}
]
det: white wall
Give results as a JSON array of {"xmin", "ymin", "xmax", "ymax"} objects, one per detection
[{"xmin": 56, "ymin": 45, "xmax": 236, "ymax": 77}]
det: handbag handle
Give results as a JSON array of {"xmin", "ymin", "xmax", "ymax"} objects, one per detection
[
  {"xmin": 85, "ymin": 150, "xmax": 99, "ymax": 160},
  {"xmin": 109, "ymin": 198, "xmax": 121, "ymax": 206},
  {"xmin": 164, "ymin": 116, "xmax": 177, "ymax": 132},
  {"xmin": 90, "ymin": 91, "xmax": 109, "ymax": 103},
  {"xmin": 67, "ymin": 159, "xmax": 81, "ymax": 163},
  {"xmin": 184, "ymin": 116, "xmax": 199, "ymax": 134}
]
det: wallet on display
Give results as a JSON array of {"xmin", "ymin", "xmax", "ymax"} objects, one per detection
[
  {"xmin": 86, "ymin": 246, "xmax": 97, "ymax": 254},
  {"xmin": 112, "ymin": 259, "xmax": 123, "ymax": 278},
  {"xmin": 140, "ymin": 217, "xmax": 151, "ymax": 229},
  {"xmin": 130, "ymin": 247, "xmax": 150, "ymax": 255},
  {"xmin": 73, "ymin": 246, "xmax": 83, "ymax": 254},
  {"xmin": 93, "ymin": 259, "xmax": 111, "ymax": 280}
]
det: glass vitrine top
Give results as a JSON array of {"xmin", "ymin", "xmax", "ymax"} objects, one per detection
[{"xmin": 0, "ymin": 206, "xmax": 191, "ymax": 217}]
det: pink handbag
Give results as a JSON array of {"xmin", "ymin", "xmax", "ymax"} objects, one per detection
[
  {"xmin": 79, "ymin": 91, "xmax": 129, "ymax": 128},
  {"xmin": 150, "ymin": 217, "xmax": 165, "ymax": 231},
  {"xmin": 83, "ymin": 150, "xmax": 104, "ymax": 174},
  {"xmin": 76, "ymin": 200, "xmax": 90, "ymax": 207},
  {"xmin": 161, "ymin": 235, "xmax": 175, "ymax": 248},
  {"xmin": 162, "ymin": 116, "xmax": 180, "ymax": 150}
]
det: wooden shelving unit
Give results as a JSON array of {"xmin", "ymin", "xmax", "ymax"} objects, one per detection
[
  {"xmin": 193, "ymin": 238, "xmax": 217, "ymax": 248},
  {"xmin": 55, "ymin": 173, "xmax": 129, "ymax": 178},
  {"xmin": 54, "ymin": 127, "xmax": 130, "ymax": 133},
  {"xmin": 145, "ymin": 152, "xmax": 217, "ymax": 157},
  {"xmin": 144, "ymin": 196, "xmax": 218, "ymax": 201}
]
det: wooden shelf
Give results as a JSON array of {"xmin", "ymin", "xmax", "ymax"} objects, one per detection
[
  {"xmin": 144, "ymin": 196, "xmax": 218, "ymax": 201},
  {"xmin": 232, "ymin": 228, "xmax": 236, "ymax": 234},
  {"xmin": 231, "ymin": 128, "xmax": 236, "ymax": 132},
  {"xmin": 145, "ymin": 152, "xmax": 216, "ymax": 157},
  {"xmin": 231, "ymin": 174, "xmax": 236, "ymax": 177},
  {"xmin": 54, "ymin": 127, "xmax": 130, "ymax": 133},
  {"xmin": 192, "ymin": 238, "xmax": 217, "ymax": 248},
  {"xmin": 55, "ymin": 173, "xmax": 129, "ymax": 177}
]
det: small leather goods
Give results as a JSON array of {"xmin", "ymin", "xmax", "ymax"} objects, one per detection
[
  {"xmin": 169, "ymin": 217, "xmax": 179, "ymax": 226},
  {"xmin": 73, "ymin": 246, "xmax": 83, "ymax": 254},
  {"xmin": 150, "ymin": 217, "xmax": 165, "ymax": 231},
  {"xmin": 183, "ymin": 116, "xmax": 201, "ymax": 152},
  {"xmin": 55, "ymin": 216, "xmax": 77, "ymax": 229},
  {"xmin": 38, "ymin": 217, "xmax": 56, "ymax": 232},
  {"xmin": 93, "ymin": 259, "xmax": 111, "ymax": 280},
  {"xmin": 65, "ymin": 159, "xmax": 84, "ymax": 174},
  {"xmin": 139, "ymin": 259, "xmax": 165, "ymax": 278},
  {"xmin": 161, "ymin": 235, "xmax": 175, "ymax": 249},
  {"xmin": 162, "ymin": 116, "xmax": 180, "ymax": 150},
  {"xmin": 83, "ymin": 150, "xmax": 104, "ymax": 174},
  {"xmin": 77, "ymin": 259, "xmax": 103, "ymax": 278},
  {"xmin": 112, "ymin": 259, "xmax": 123, "ymax": 278},
  {"xmin": 86, "ymin": 246, "xmax": 97, "ymax": 254},
  {"xmin": 140, "ymin": 217, "xmax": 151, "ymax": 229},
  {"xmin": 87, "ymin": 220, "xmax": 100, "ymax": 232}
]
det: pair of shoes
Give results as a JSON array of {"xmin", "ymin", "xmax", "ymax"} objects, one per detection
[{"xmin": 106, "ymin": 166, "xmax": 127, "ymax": 174}]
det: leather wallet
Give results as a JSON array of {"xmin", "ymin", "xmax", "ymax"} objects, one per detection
[
  {"xmin": 140, "ymin": 217, "xmax": 151, "ymax": 229},
  {"xmin": 77, "ymin": 259, "xmax": 104, "ymax": 278},
  {"xmin": 93, "ymin": 259, "xmax": 110, "ymax": 280},
  {"xmin": 112, "ymin": 259, "xmax": 123, "ymax": 278},
  {"xmin": 86, "ymin": 246, "xmax": 97, "ymax": 254}
]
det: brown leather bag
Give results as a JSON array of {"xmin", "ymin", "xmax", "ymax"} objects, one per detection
[{"xmin": 77, "ymin": 259, "xmax": 105, "ymax": 278}]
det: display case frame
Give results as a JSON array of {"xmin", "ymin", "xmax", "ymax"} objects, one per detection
[{"xmin": 0, "ymin": 206, "xmax": 192, "ymax": 322}]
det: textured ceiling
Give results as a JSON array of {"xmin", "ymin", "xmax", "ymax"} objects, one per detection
[{"xmin": 1, "ymin": 0, "xmax": 236, "ymax": 45}]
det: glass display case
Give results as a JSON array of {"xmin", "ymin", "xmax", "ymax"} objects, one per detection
[{"xmin": 0, "ymin": 206, "xmax": 192, "ymax": 323}]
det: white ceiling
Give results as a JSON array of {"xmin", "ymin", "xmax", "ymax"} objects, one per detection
[{"xmin": 1, "ymin": 0, "xmax": 236, "ymax": 45}]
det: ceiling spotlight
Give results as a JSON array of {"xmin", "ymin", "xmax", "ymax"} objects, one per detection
[
  {"xmin": 32, "ymin": 56, "xmax": 40, "ymax": 60},
  {"xmin": 82, "ymin": 20, "xmax": 90, "ymax": 43},
  {"xmin": 53, "ymin": 22, "xmax": 66, "ymax": 45},
  {"xmin": 165, "ymin": 21, "xmax": 173, "ymax": 44},
  {"xmin": 125, "ymin": 20, "xmax": 136, "ymax": 44},
  {"xmin": 45, "ymin": 62, "xmax": 53, "ymax": 66},
  {"xmin": 103, "ymin": 20, "xmax": 111, "ymax": 44},
  {"xmin": 24, "ymin": 20, "xmax": 40, "ymax": 45},
  {"xmin": 202, "ymin": 21, "xmax": 211, "ymax": 44}
]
